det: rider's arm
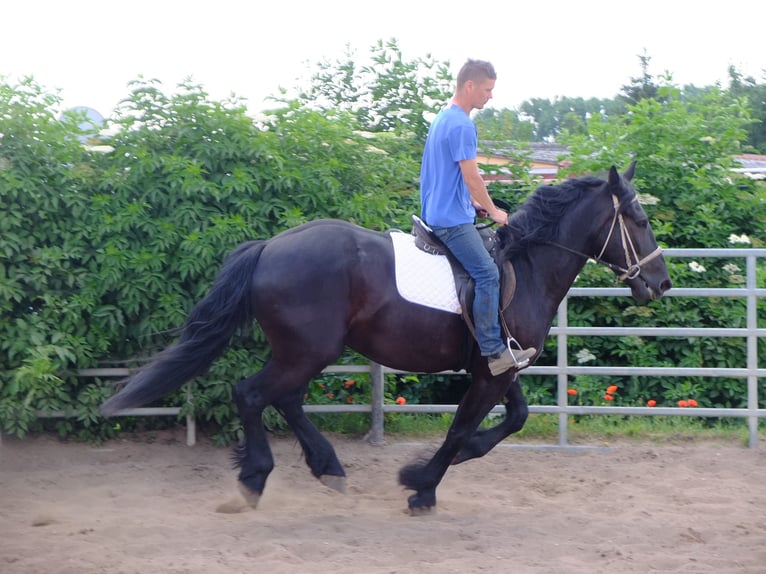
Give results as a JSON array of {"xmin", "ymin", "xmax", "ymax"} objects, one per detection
[{"xmin": 459, "ymin": 158, "xmax": 508, "ymax": 225}]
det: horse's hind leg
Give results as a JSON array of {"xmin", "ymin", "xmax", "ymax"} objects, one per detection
[
  {"xmin": 221, "ymin": 358, "xmax": 346, "ymax": 511},
  {"xmin": 272, "ymin": 388, "xmax": 346, "ymax": 493},
  {"xmin": 215, "ymin": 368, "xmax": 276, "ymax": 512},
  {"xmin": 220, "ymin": 361, "xmax": 307, "ymax": 511},
  {"xmin": 452, "ymin": 373, "xmax": 528, "ymax": 465}
]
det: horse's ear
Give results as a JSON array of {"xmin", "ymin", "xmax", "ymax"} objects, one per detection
[
  {"xmin": 624, "ymin": 160, "xmax": 637, "ymax": 181},
  {"xmin": 608, "ymin": 165, "xmax": 620, "ymax": 187}
]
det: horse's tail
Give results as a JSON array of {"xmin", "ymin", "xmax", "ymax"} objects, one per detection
[{"xmin": 100, "ymin": 240, "xmax": 266, "ymax": 416}]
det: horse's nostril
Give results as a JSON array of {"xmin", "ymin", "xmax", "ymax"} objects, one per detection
[{"xmin": 661, "ymin": 279, "xmax": 672, "ymax": 293}]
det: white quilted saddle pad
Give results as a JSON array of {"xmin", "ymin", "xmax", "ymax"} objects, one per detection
[{"xmin": 390, "ymin": 231, "xmax": 461, "ymax": 314}]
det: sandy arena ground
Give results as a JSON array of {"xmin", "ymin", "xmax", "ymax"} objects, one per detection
[{"xmin": 1, "ymin": 429, "xmax": 765, "ymax": 573}]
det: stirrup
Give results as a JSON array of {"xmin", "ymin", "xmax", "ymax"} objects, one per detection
[{"xmin": 506, "ymin": 337, "xmax": 535, "ymax": 368}]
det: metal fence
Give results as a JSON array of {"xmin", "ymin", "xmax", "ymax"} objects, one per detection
[{"xmin": 62, "ymin": 248, "xmax": 766, "ymax": 448}]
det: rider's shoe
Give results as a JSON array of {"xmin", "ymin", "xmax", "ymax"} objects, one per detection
[{"xmin": 488, "ymin": 346, "xmax": 537, "ymax": 376}]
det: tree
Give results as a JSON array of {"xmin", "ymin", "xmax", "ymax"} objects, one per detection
[
  {"xmin": 619, "ymin": 49, "xmax": 659, "ymax": 105},
  {"xmin": 298, "ymin": 38, "xmax": 453, "ymax": 149},
  {"xmin": 518, "ymin": 96, "xmax": 623, "ymax": 141},
  {"xmin": 473, "ymin": 108, "xmax": 529, "ymax": 141},
  {"xmin": 727, "ymin": 65, "xmax": 766, "ymax": 153}
]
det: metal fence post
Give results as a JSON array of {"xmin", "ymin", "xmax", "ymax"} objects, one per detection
[
  {"xmin": 746, "ymin": 254, "xmax": 759, "ymax": 448},
  {"xmin": 557, "ymin": 296, "xmax": 570, "ymax": 446},
  {"xmin": 185, "ymin": 382, "xmax": 196, "ymax": 446},
  {"xmin": 368, "ymin": 361, "xmax": 386, "ymax": 445}
]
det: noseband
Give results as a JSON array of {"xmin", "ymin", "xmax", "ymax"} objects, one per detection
[{"xmin": 551, "ymin": 194, "xmax": 664, "ymax": 283}]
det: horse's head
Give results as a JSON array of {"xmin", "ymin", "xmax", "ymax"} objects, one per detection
[
  {"xmin": 596, "ymin": 161, "xmax": 672, "ymax": 302},
  {"xmin": 498, "ymin": 162, "xmax": 672, "ymax": 302}
]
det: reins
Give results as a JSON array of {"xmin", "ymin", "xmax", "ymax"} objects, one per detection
[
  {"xmin": 499, "ymin": 192, "xmax": 663, "ymax": 346},
  {"xmin": 548, "ymin": 194, "xmax": 664, "ymax": 284}
]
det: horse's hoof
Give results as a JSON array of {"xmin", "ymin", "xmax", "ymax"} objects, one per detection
[
  {"xmin": 215, "ymin": 483, "xmax": 262, "ymax": 513},
  {"xmin": 238, "ymin": 481, "xmax": 263, "ymax": 507},
  {"xmin": 407, "ymin": 491, "xmax": 436, "ymax": 515},
  {"xmin": 319, "ymin": 474, "xmax": 347, "ymax": 493},
  {"xmin": 408, "ymin": 504, "xmax": 435, "ymax": 516}
]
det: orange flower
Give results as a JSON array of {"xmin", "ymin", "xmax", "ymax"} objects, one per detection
[
  {"xmin": 647, "ymin": 399, "xmax": 657, "ymax": 407},
  {"xmin": 677, "ymin": 400, "xmax": 688, "ymax": 408},
  {"xmin": 346, "ymin": 396, "xmax": 354, "ymax": 404},
  {"xmin": 567, "ymin": 388, "xmax": 578, "ymax": 396},
  {"xmin": 606, "ymin": 385, "xmax": 618, "ymax": 394},
  {"xmin": 603, "ymin": 394, "xmax": 614, "ymax": 401},
  {"xmin": 344, "ymin": 380, "xmax": 355, "ymax": 388},
  {"xmin": 687, "ymin": 399, "xmax": 698, "ymax": 407},
  {"xmin": 325, "ymin": 392, "xmax": 335, "ymax": 399},
  {"xmin": 395, "ymin": 396, "xmax": 407, "ymax": 405}
]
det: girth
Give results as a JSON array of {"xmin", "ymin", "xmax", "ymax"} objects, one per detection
[{"xmin": 410, "ymin": 216, "xmax": 516, "ymax": 339}]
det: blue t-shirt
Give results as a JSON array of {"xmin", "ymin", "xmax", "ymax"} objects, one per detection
[{"xmin": 420, "ymin": 104, "xmax": 477, "ymax": 227}]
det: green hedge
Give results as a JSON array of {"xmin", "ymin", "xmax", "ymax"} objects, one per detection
[{"xmin": 1, "ymin": 77, "xmax": 764, "ymax": 442}]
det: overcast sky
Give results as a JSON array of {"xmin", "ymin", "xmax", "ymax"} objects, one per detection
[{"xmin": 3, "ymin": 0, "xmax": 764, "ymax": 117}]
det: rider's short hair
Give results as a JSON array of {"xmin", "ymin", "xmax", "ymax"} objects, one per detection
[{"xmin": 456, "ymin": 59, "xmax": 497, "ymax": 89}]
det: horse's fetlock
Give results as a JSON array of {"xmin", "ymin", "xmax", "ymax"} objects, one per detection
[{"xmin": 509, "ymin": 403, "xmax": 529, "ymax": 433}]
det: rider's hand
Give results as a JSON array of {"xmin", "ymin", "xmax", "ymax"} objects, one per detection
[{"xmin": 490, "ymin": 208, "xmax": 509, "ymax": 226}]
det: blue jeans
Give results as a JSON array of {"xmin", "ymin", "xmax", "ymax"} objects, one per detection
[{"xmin": 431, "ymin": 223, "xmax": 504, "ymax": 356}]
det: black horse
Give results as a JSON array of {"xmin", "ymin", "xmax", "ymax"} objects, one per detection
[{"xmin": 101, "ymin": 162, "xmax": 671, "ymax": 513}]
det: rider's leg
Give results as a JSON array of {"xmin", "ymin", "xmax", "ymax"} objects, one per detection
[{"xmin": 432, "ymin": 223, "xmax": 535, "ymax": 374}]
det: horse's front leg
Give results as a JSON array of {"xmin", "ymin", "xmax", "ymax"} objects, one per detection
[
  {"xmin": 452, "ymin": 373, "xmax": 529, "ymax": 464},
  {"xmin": 398, "ymin": 368, "xmax": 512, "ymax": 514}
]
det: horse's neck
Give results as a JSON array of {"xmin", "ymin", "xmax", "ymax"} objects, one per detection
[{"xmin": 507, "ymin": 246, "xmax": 588, "ymax": 343}]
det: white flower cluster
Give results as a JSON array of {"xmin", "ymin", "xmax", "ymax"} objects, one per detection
[
  {"xmin": 728, "ymin": 234, "xmax": 751, "ymax": 245},
  {"xmin": 576, "ymin": 348, "xmax": 596, "ymax": 364},
  {"xmin": 636, "ymin": 193, "xmax": 660, "ymax": 206},
  {"xmin": 688, "ymin": 261, "xmax": 706, "ymax": 273},
  {"xmin": 723, "ymin": 262, "xmax": 746, "ymax": 284}
]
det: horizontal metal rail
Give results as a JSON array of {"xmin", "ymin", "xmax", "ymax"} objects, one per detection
[{"xmin": 33, "ymin": 248, "xmax": 764, "ymax": 448}]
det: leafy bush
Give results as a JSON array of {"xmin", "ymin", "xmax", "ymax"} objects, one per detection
[
  {"xmin": 0, "ymin": 78, "xmax": 109, "ymax": 435},
  {"xmin": 556, "ymin": 83, "xmax": 766, "ymax": 413},
  {"xmin": 1, "ymin": 70, "xmax": 763, "ymax": 442},
  {"xmin": 0, "ymin": 77, "xmax": 419, "ymax": 441}
]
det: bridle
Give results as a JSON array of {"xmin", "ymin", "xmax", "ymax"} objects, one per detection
[
  {"xmin": 499, "ymin": 191, "xmax": 663, "ymax": 344},
  {"xmin": 549, "ymin": 194, "xmax": 664, "ymax": 283}
]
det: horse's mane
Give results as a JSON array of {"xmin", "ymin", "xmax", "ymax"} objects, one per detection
[{"xmin": 496, "ymin": 176, "xmax": 606, "ymax": 259}]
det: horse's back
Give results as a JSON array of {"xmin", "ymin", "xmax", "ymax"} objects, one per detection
[
  {"xmin": 268, "ymin": 219, "xmax": 386, "ymax": 245},
  {"xmin": 252, "ymin": 219, "xmax": 394, "ymax": 308},
  {"xmin": 266, "ymin": 219, "xmax": 392, "ymax": 263}
]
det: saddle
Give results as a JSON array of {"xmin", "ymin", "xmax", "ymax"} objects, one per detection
[{"xmin": 411, "ymin": 215, "xmax": 517, "ymax": 339}]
